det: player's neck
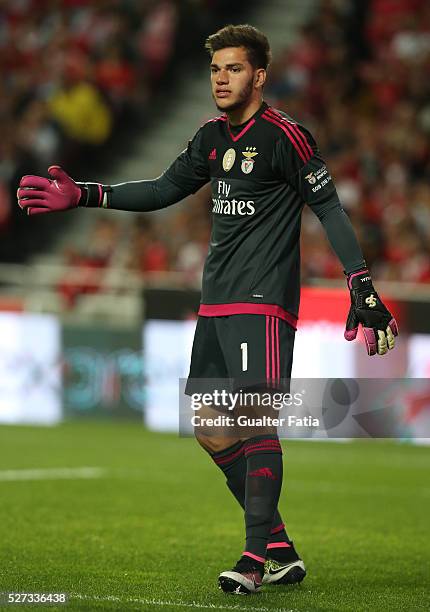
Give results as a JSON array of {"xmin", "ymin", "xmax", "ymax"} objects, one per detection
[{"xmin": 227, "ymin": 98, "xmax": 264, "ymax": 126}]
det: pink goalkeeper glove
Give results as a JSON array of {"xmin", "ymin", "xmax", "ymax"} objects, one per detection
[
  {"xmin": 17, "ymin": 165, "xmax": 82, "ymax": 215},
  {"xmin": 17, "ymin": 165, "xmax": 100, "ymax": 215}
]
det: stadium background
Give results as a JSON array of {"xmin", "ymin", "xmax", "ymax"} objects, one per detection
[{"xmin": 0, "ymin": 0, "xmax": 429, "ymax": 610}]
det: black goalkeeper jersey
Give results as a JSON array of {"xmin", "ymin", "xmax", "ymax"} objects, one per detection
[{"xmin": 162, "ymin": 101, "xmax": 340, "ymax": 329}]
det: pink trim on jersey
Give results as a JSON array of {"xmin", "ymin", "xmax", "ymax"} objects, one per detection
[
  {"xmin": 267, "ymin": 542, "xmax": 291, "ymax": 549},
  {"xmin": 227, "ymin": 118, "xmax": 256, "ymax": 142},
  {"xmin": 347, "ymin": 269, "xmax": 369, "ymax": 289},
  {"xmin": 204, "ymin": 115, "xmax": 227, "ymax": 125},
  {"xmin": 290, "ymin": 123, "xmax": 313, "ymax": 159},
  {"xmin": 271, "ymin": 316, "xmax": 276, "ymax": 385},
  {"xmin": 263, "ymin": 109, "xmax": 314, "ymax": 163},
  {"xmin": 266, "ymin": 107, "xmax": 314, "ymax": 159},
  {"xmin": 97, "ymin": 184, "xmax": 103, "ymax": 207},
  {"xmin": 275, "ymin": 317, "xmax": 280, "ymax": 383},
  {"xmin": 243, "ymin": 551, "xmax": 266, "ymax": 564},
  {"xmin": 262, "ymin": 113, "xmax": 307, "ymax": 162},
  {"xmin": 198, "ymin": 303, "xmax": 297, "ymax": 330},
  {"xmin": 266, "ymin": 316, "xmax": 270, "ymax": 385}
]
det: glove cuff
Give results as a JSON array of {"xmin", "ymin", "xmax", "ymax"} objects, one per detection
[
  {"xmin": 346, "ymin": 268, "xmax": 372, "ymax": 291},
  {"xmin": 77, "ymin": 182, "xmax": 112, "ymax": 208}
]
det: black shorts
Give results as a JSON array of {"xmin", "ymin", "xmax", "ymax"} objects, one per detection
[{"xmin": 185, "ymin": 314, "xmax": 295, "ymax": 395}]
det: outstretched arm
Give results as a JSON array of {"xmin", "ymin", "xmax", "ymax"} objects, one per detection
[
  {"xmin": 18, "ymin": 129, "xmax": 209, "ymax": 215},
  {"xmin": 18, "ymin": 166, "xmax": 202, "ymax": 215}
]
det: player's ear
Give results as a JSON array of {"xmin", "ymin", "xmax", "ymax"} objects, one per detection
[{"xmin": 254, "ymin": 68, "xmax": 266, "ymax": 90}]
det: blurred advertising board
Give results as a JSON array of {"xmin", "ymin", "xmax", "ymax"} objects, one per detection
[
  {"xmin": 0, "ymin": 315, "xmax": 144, "ymax": 424},
  {"xmin": 143, "ymin": 319, "xmax": 195, "ymax": 431},
  {"xmin": 62, "ymin": 324, "xmax": 144, "ymax": 420},
  {"xmin": 407, "ymin": 334, "xmax": 430, "ymax": 378},
  {"xmin": 142, "ymin": 287, "xmax": 429, "ymax": 437},
  {"xmin": 143, "ymin": 318, "xmax": 357, "ymax": 432},
  {"xmin": 0, "ymin": 313, "xmax": 61, "ymax": 425},
  {"xmin": 2, "ymin": 288, "xmax": 428, "ymax": 430}
]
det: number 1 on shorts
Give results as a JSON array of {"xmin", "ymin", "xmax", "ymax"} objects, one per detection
[{"xmin": 240, "ymin": 342, "xmax": 248, "ymax": 371}]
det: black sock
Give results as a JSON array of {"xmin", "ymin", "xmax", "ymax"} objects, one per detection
[
  {"xmin": 242, "ymin": 435, "xmax": 283, "ymax": 562},
  {"xmin": 211, "ymin": 441, "xmax": 292, "ymax": 550},
  {"xmin": 269, "ymin": 518, "xmax": 292, "ymax": 545},
  {"xmin": 267, "ymin": 540, "xmax": 300, "ymax": 563}
]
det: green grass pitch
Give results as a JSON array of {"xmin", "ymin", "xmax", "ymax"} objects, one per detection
[{"xmin": 0, "ymin": 421, "xmax": 429, "ymax": 611}]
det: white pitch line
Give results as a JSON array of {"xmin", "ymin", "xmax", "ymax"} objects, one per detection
[
  {"xmin": 71, "ymin": 593, "xmax": 297, "ymax": 612},
  {"xmin": 0, "ymin": 467, "xmax": 106, "ymax": 481},
  {"xmin": 287, "ymin": 478, "xmax": 430, "ymax": 497},
  {"xmin": 110, "ymin": 468, "xmax": 430, "ymax": 498}
]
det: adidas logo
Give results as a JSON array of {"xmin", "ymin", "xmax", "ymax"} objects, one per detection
[
  {"xmin": 249, "ymin": 467, "xmax": 277, "ymax": 480},
  {"xmin": 208, "ymin": 148, "xmax": 217, "ymax": 160}
]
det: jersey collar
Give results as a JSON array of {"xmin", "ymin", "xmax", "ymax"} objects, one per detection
[{"xmin": 225, "ymin": 101, "xmax": 268, "ymax": 142}]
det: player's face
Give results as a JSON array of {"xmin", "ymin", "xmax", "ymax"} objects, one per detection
[{"xmin": 210, "ymin": 47, "xmax": 263, "ymax": 112}]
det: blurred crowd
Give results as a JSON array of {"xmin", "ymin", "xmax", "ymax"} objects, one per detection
[
  {"xmin": 63, "ymin": 0, "xmax": 430, "ymax": 295},
  {"xmin": 57, "ymin": 202, "xmax": 212, "ymax": 307},
  {"xmin": 2, "ymin": 0, "xmax": 430, "ymax": 292},
  {"xmin": 267, "ymin": 0, "xmax": 430, "ymax": 283},
  {"xmin": 0, "ymin": 0, "xmax": 178, "ymax": 236},
  {"xmin": 0, "ymin": 0, "xmax": 239, "ymax": 260}
]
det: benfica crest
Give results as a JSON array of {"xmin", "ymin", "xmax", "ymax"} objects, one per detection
[{"xmin": 241, "ymin": 146, "xmax": 258, "ymax": 174}]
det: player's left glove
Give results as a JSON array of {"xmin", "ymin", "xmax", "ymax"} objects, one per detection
[{"xmin": 344, "ymin": 269, "xmax": 399, "ymax": 356}]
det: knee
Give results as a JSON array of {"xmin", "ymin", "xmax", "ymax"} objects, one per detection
[{"xmin": 194, "ymin": 432, "xmax": 240, "ymax": 454}]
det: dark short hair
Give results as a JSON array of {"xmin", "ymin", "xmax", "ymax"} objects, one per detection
[{"xmin": 205, "ymin": 24, "xmax": 271, "ymax": 70}]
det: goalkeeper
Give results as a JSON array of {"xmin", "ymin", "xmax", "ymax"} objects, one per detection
[{"xmin": 17, "ymin": 24, "xmax": 398, "ymax": 595}]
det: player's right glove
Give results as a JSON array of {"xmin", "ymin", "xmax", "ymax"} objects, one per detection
[
  {"xmin": 17, "ymin": 165, "xmax": 108, "ymax": 215},
  {"xmin": 344, "ymin": 269, "xmax": 399, "ymax": 356}
]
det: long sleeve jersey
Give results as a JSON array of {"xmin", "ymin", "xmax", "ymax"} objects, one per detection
[{"xmin": 96, "ymin": 101, "xmax": 365, "ymax": 329}]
